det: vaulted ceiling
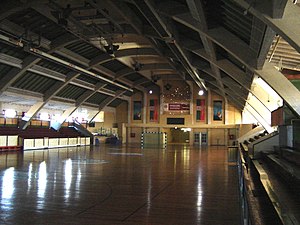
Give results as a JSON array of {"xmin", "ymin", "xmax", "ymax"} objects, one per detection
[{"xmin": 0, "ymin": 0, "xmax": 300, "ymax": 118}]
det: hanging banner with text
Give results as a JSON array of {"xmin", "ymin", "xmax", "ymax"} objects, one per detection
[{"xmin": 164, "ymin": 103, "xmax": 190, "ymax": 112}]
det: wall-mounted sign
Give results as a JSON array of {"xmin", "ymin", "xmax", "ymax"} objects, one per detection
[
  {"xmin": 167, "ymin": 118, "xmax": 185, "ymax": 125},
  {"xmin": 165, "ymin": 103, "xmax": 190, "ymax": 111}
]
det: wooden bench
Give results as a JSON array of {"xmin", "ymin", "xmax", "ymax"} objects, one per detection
[{"xmin": 0, "ymin": 145, "xmax": 22, "ymax": 152}]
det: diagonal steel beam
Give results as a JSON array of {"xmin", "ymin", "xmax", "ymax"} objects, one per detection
[
  {"xmin": 0, "ymin": 19, "xmax": 51, "ymax": 50},
  {"xmin": 0, "ymin": 55, "xmax": 39, "ymax": 93},
  {"xmin": 0, "ymin": 0, "xmax": 29, "ymax": 21},
  {"xmin": 31, "ymin": 3, "xmax": 144, "ymax": 91},
  {"xmin": 89, "ymin": 47, "xmax": 160, "ymax": 66},
  {"xmin": 106, "ymin": 0, "xmax": 186, "ymax": 80},
  {"xmin": 115, "ymin": 63, "xmax": 173, "ymax": 79},
  {"xmin": 255, "ymin": 62, "xmax": 300, "ymax": 116},
  {"xmin": 85, "ymin": 0, "xmax": 124, "ymax": 34},
  {"xmin": 134, "ymin": 78, "xmax": 149, "ymax": 86},
  {"xmin": 233, "ymin": 0, "xmax": 300, "ymax": 56},
  {"xmin": 90, "ymin": 90, "xmax": 127, "ymax": 122},
  {"xmin": 132, "ymin": 0, "xmax": 205, "ymax": 89},
  {"xmin": 0, "ymin": 29, "xmax": 78, "ymax": 94},
  {"xmin": 99, "ymin": 90, "xmax": 126, "ymax": 111},
  {"xmin": 225, "ymin": 92, "xmax": 272, "ymax": 134},
  {"xmin": 75, "ymin": 83, "xmax": 107, "ymax": 107},
  {"xmin": 186, "ymin": 0, "xmax": 225, "ymax": 96},
  {"xmin": 171, "ymin": 12, "xmax": 257, "ymax": 69},
  {"xmin": 186, "ymin": 46, "xmax": 252, "ymax": 89}
]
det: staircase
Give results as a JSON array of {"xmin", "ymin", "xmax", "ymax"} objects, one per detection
[{"xmin": 69, "ymin": 122, "xmax": 93, "ymax": 139}]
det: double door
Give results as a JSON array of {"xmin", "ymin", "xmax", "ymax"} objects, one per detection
[{"xmin": 194, "ymin": 132, "xmax": 207, "ymax": 145}]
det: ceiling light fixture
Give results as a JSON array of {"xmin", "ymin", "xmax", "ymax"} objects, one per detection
[
  {"xmin": 133, "ymin": 61, "xmax": 143, "ymax": 71},
  {"xmin": 164, "ymin": 83, "xmax": 172, "ymax": 91},
  {"xmin": 198, "ymin": 90, "xmax": 204, "ymax": 96},
  {"xmin": 243, "ymin": 1, "xmax": 254, "ymax": 16},
  {"xmin": 151, "ymin": 74, "xmax": 160, "ymax": 83},
  {"xmin": 132, "ymin": 48, "xmax": 144, "ymax": 71},
  {"xmin": 104, "ymin": 44, "xmax": 119, "ymax": 55}
]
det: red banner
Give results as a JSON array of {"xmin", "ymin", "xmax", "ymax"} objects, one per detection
[{"xmin": 150, "ymin": 99, "xmax": 158, "ymax": 121}]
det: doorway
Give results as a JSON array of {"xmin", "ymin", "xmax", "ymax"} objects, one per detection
[
  {"xmin": 194, "ymin": 132, "xmax": 208, "ymax": 146},
  {"xmin": 170, "ymin": 128, "xmax": 190, "ymax": 143}
]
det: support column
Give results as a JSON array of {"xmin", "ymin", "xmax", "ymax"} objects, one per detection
[
  {"xmin": 187, "ymin": 81, "xmax": 194, "ymax": 125},
  {"xmin": 207, "ymin": 128, "xmax": 211, "ymax": 146},
  {"xmin": 128, "ymin": 99, "xmax": 132, "ymax": 124},
  {"xmin": 90, "ymin": 90, "xmax": 127, "ymax": 122},
  {"xmin": 225, "ymin": 128, "xmax": 229, "ymax": 146},
  {"xmin": 225, "ymin": 98, "xmax": 229, "ymax": 125},
  {"xmin": 50, "ymin": 106, "xmax": 77, "ymax": 130},
  {"xmin": 207, "ymin": 89, "xmax": 212, "ymax": 124},
  {"xmin": 143, "ymin": 91, "xmax": 147, "ymax": 124},
  {"xmin": 189, "ymin": 130, "xmax": 193, "ymax": 146},
  {"xmin": 122, "ymin": 123, "xmax": 127, "ymax": 144},
  {"xmin": 142, "ymin": 91, "xmax": 147, "ymax": 139},
  {"xmin": 88, "ymin": 111, "xmax": 100, "ymax": 123},
  {"xmin": 19, "ymin": 102, "xmax": 45, "ymax": 129}
]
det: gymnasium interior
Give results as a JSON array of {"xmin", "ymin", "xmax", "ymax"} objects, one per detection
[{"xmin": 0, "ymin": 0, "xmax": 299, "ymax": 224}]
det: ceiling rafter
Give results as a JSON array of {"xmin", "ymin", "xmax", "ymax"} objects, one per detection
[
  {"xmin": 0, "ymin": 0, "xmax": 299, "ymax": 120},
  {"xmin": 30, "ymin": 2, "xmax": 149, "ymax": 92},
  {"xmin": 186, "ymin": 0, "xmax": 225, "ymax": 97},
  {"xmin": 171, "ymin": 12, "xmax": 258, "ymax": 69},
  {"xmin": 132, "ymin": 0, "xmax": 206, "ymax": 90},
  {"xmin": 233, "ymin": 0, "xmax": 300, "ymax": 55},
  {"xmin": 105, "ymin": 0, "xmax": 186, "ymax": 81},
  {"xmin": 183, "ymin": 45, "xmax": 252, "ymax": 91},
  {"xmin": 0, "ymin": 0, "xmax": 29, "ymax": 20}
]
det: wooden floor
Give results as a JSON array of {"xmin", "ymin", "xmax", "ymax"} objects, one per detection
[{"xmin": 0, "ymin": 144, "xmax": 241, "ymax": 225}]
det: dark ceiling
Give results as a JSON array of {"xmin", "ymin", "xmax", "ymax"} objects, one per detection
[{"xmin": 0, "ymin": 0, "xmax": 299, "ymax": 116}]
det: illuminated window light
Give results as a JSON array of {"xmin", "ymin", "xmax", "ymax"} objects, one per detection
[
  {"xmin": 4, "ymin": 109, "xmax": 16, "ymax": 118},
  {"xmin": 53, "ymin": 114, "xmax": 61, "ymax": 120},
  {"xmin": 256, "ymin": 77, "xmax": 280, "ymax": 99},
  {"xmin": 93, "ymin": 111, "xmax": 104, "ymax": 122},
  {"xmin": 40, "ymin": 112, "xmax": 49, "ymax": 121},
  {"xmin": 181, "ymin": 128, "xmax": 191, "ymax": 132}
]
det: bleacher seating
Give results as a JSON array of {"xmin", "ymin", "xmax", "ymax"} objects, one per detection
[
  {"xmin": 238, "ymin": 126, "xmax": 300, "ymax": 224},
  {"xmin": 0, "ymin": 125, "xmax": 88, "ymax": 151},
  {"xmin": 0, "ymin": 126, "xmax": 20, "ymax": 135},
  {"xmin": 280, "ymin": 147, "xmax": 300, "ymax": 167},
  {"xmin": 249, "ymin": 138, "xmax": 255, "ymax": 142},
  {"xmin": 263, "ymin": 153, "xmax": 300, "ymax": 188},
  {"xmin": 243, "ymin": 140, "xmax": 250, "ymax": 145},
  {"xmin": 60, "ymin": 127, "xmax": 84, "ymax": 137},
  {"xmin": 247, "ymin": 149, "xmax": 300, "ymax": 224},
  {"xmin": 19, "ymin": 126, "xmax": 62, "ymax": 138},
  {"xmin": 0, "ymin": 126, "xmax": 85, "ymax": 139}
]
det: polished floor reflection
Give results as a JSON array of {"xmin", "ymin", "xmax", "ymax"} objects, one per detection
[{"xmin": 0, "ymin": 145, "xmax": 241, "ymax": 225}]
